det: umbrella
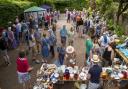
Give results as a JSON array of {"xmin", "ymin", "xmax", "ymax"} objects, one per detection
[{"xmin": 24, "ymin": 6, "xmax": 46, "ymax": 13}]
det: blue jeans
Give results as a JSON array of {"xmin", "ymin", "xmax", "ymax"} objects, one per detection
[
  {"xmin": 59, "ymin": 54, "xmax": 65, "ymax": 65},
  {"xmin": 61, "ymin": 36, "xmax": 66, "ymax": 45}
]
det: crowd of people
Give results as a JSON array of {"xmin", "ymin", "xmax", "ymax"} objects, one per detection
[
  {"xmin": 0, "ymin": 10, "xmax": 59, "ymax": 89},
  {"xmin": 0, "ymin": 8, "xmax": 126, "ymax": 89}
]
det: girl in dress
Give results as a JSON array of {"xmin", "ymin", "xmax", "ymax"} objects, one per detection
[
  {"xmin": 68, "ymin": 27, "xmax": 75, "ymax": 46},
  {"xmin": 92, "ymin": 38, "xmax": 100, "ymax": 56},
  {"xmin": 7, "ymin": 27, "xmax": 16, "ymax": 49},
  {"xmin": 29, "ymin": 30, "xmax": 38, "ymax": 63},
  {"xmin": 41, "ymin": 34, "xmax": 50, "ymax": 62}
]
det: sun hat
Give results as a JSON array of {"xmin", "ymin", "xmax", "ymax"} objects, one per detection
[
  {"xmin": 91, "ymin": 55, "xmax": 100, "ymax": 63},
  {"xmin": 66, "ymin": 46, "xmax": 75, "ymax": 54}
]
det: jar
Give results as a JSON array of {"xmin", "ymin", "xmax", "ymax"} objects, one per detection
[
  {"xmin": 74, "ymin": 73, "xmax": 78, "ymax": 80},
  {"xmin": 64, "ymin": 69, "xmax": 70, "ymax": 80}
]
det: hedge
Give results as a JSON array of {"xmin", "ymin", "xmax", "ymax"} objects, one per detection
[
  {"xmin": 54, "ymin": 0, "xmax": 85, "ymax": 13},
  {"xmin": 0, "ymin": 1, "xmax": 36, "ymax": 27}
]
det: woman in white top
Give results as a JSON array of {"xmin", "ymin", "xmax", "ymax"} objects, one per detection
[
  {"xmin": 68, "ymin": 27, "xmax": 75, "ymax": 46},
  {"xmin": 93, "ymin": 38, "xmax": 101, "ymax": 56}
]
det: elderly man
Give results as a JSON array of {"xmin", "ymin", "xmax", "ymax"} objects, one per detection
[{"xmin": 87, "ymin": 55, "xmax": 102, "ymax": 89}]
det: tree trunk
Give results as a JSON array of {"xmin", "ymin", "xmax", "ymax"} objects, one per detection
[
  {"xmin": 117, "ymin": 0, "xmax": 128, "ymax": 24},
  {"xmin": 117, "ymin": 0, "xmax": 123, "ymax": 24}
]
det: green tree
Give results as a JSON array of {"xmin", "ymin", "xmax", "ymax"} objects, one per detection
[{"xmin": 115, "ymin": 0, "xmax": 128, "ymax": 24}]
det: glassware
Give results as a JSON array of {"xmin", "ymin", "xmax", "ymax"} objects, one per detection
[
  {"xmin": 122, "ymin": 71, "xmax": 127, "ymax": 79},
  {"xmin": 70, "ymin": 73, "xmax": 74, "ymax": 80},
  {"xmin": 59, "ymin": 70, "xmax": 63, "ymax": 80},
  {"xmin": 101, "ymin": 72, "xmax": 107, "ymax": 79},
  {"xmin": 64, "ymin": 69, "xmax": 70, "ymax": 80},
  {"xmin": 74, "ymin": 73, "xmax": 78, "ymax": 80},
  {"xmin": 64, "ymin": 73, "xmax": 70, "ymax": 80}
]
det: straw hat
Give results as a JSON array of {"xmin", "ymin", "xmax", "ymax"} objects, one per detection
[
  {"xmin": 91, "ymin": 55, "xmax": 100, "ymax": 63},
  {"xmin": 66, "ymin": 46, "xmax": 75, "ymax": 54}
]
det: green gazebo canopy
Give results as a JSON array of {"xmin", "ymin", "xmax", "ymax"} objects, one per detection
[{"xmin": 24, "ymin": 6, "xmax": 46, "ymax": 13}]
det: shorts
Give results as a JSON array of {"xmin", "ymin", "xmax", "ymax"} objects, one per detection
[
  {"xmin": 88, "ymin": 81, "xmax": 100, "ymax": 89},
  {"xmin": 17, "ymin": 72, "xmax": 30, "ymax": 84},
  {"xmin": 0, "ymin": 49, "xmax": 7, "ymax": 56}
]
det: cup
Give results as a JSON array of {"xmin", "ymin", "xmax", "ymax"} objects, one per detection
[
  {"xmin": 101, "ymin": 72, "xmax": 107, "ymax": 79},
  {"xmin": 122, "ymin": 71, "xmax": 127, "ymax": 79},
  {"xmin": 59, "ymin": 73, "xmax": 63, "ymax": 80},
  {"xmin": 70, "ymin": 73, "xmax": 74, "ymax": 80}
]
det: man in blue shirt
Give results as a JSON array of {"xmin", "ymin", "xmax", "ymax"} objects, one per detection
[
  {"xmin": 60, "ymin": 25, "xmax": 68, "ymax": 46},
  {"xmin": 87, "ymin": 55, "xmax": 102, "ymax": 89}
]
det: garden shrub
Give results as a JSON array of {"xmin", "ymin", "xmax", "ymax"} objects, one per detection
[
  {"xmin": 107, "ymin": 19, "xmax": 125, "ymax": 36},
  {"xmin": 0, "ymin": 1, "xmax": 36, "ymax": 27}
]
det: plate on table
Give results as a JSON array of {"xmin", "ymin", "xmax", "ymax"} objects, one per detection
[
  {"xmin": 114, "ymin": 75, "xmax": 120, "ymax": 80},
  {"xmin": 33, "ymin": 86, "xmax": 41, "ymax": 89},
  {"xmin": 67, "ymin": 67, "xmax": 74, "ymax": 73}
]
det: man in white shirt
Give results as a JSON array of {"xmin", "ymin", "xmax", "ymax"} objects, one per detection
[
  {"xmin": 89, "ymin": 18, "xmax": 94, "ymax": 29},
  {"xmin": 99, "ymin": 33, "xmax": 110, "ymax": 56}
]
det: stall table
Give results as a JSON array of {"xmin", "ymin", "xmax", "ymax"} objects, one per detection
[
  {"xmin": 34, "ymin": 63, "xmax": 128, "ymax": 89},
  {"xmin": 115, "ymin": 49, "xmax": 128, "ymax": 63}
]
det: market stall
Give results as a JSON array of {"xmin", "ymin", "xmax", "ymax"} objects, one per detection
[
  {"xmin": 115, "ymin": 49, "xmax": 128, "ymax": 63},
  {"xmin": 33, "ymin": 62, "xmax": 128, "ymax": 89},
  {"xmin": 115, "ymin": 40, "xmax": 128, "ymax": 64},
  {"xmin": 24, "ymin": 6, "xmax": 46, "ymax": 22}
]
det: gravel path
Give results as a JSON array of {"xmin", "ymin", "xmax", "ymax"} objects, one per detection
[
  {"xmin": 0, "ymin": 14, "xmax": 86, "ymax": 89},
  {"xmin": 0, "ymin": 14, "xmax": 119, "ymax": 89}
]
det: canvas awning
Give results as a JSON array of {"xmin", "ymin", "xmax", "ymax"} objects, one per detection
[{"xmin": 24, "ymin": 6, "xmax": 46, "ymax": 13}]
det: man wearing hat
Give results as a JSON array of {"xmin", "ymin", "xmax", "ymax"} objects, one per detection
[
  {"xmin": 65, "ymin": 46, "xmax": 76, "ymax": 66},
  {"xmin": 87, "ymin": 55, "xmax": 102, "ymax": 89}
]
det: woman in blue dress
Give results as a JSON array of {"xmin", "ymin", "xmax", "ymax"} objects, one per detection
[{"xmin": 41, "ymin": 34, "xmax": 49, "ymax": 62}]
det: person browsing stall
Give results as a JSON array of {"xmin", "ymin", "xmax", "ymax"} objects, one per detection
[{"xmin": 87, "ymin": 55, "xmax": 102, "ymax": 89}]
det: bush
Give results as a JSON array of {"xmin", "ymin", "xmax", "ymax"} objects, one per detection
[
  {"xmin": 54, "ymin": 1, "xmax": 69, "ymax": 13},
  {"xmin": 107, "ymin": 19, "xmax": 125, "ymax": 36},
  {"xmin": 0, "ymin": 1, "xmax": 36, "ymax": 27},
  {"xmin": 54, "ymin": 0, "xmax": 85, "ymax": 13}
]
